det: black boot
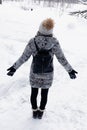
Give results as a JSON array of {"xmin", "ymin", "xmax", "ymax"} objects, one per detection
[
  {"xmin": 37, "ymin": 109, "xmax": 44, "ymax": 119},
  {"xmin": 32, "ymin": 109, "xmax": 38, "ymax": 119}
]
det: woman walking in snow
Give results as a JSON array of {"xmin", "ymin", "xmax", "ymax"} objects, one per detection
[{"xmin": 7, "ymin": 18, "xmax": 78, "ymax": 119}]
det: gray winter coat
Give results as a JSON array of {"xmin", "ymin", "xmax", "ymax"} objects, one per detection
[{"xmin": 13, "ymin": 33, "xmax": 73, "ymax": 89}]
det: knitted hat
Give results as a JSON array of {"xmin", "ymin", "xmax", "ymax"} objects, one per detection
[{"xmin": 39, "ymin": 18, "xmax": 54, "ymax": 35}]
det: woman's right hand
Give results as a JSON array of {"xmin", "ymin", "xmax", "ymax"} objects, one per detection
[{"xmin": 68, "ymin": 69, "xmax": 78, "ymax": 79}]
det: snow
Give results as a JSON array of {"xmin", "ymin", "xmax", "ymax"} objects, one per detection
[{"xmin": 0, "ymin": 2, "xmax": 87, "ymax": 130}]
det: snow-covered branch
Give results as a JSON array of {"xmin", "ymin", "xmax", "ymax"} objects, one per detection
[
  {"xmin": 69, "ymin": 10, "xmax": 87, "ymax": 19},
  {"xmin": 78, "ymin": 0, "xmax": 87, "ymax": 5}
]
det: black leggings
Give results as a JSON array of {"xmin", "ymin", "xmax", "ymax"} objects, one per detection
[{"xmin": 30, "ymin": 88, "xmax": 49, "ymax": 110}]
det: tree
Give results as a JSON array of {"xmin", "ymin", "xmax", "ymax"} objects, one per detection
[{"xmin": 32, "ymin": 0, "xmax": 79, "ymax": 6}]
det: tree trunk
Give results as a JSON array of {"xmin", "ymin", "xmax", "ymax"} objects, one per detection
[{"xmin": 0, "ymin": 0, "xmax": 2, "ymax": 4}]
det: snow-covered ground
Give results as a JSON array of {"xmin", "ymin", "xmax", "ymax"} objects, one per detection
[{"xmin": 0, "ymin": 2, "xmax": 87, "ymax": 130}]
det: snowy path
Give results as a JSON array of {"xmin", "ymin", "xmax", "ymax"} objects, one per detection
[{"xmin": 0, "ymin": 2, "xmax": 87, "ymax": 130}]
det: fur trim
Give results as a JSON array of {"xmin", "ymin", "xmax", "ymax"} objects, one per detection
[
  {"xmin": 32, "ymin": 108, "xmax": 38, "ymax": 111},
  {"xmin": 38, "ymin": 108, "xmax": 45, "ymax": 112}
]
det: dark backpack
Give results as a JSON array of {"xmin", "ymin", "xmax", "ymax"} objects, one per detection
[{"xmin": 33, "ymin": 38, "xmax": 53, "ymax": 74}]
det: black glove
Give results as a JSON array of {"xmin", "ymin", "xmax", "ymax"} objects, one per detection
[
  {"xmin": 7, "ymin": 66, "xmax": 16, "ymax": 76},
  {"xmin": 68, "ymin": 69, "xmax": 78, "ymax": 79}
]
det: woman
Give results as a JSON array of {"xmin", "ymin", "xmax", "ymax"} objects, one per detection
[{"xmin": 7, "ymin": 18, "xmax": 78, "ymax": 119}]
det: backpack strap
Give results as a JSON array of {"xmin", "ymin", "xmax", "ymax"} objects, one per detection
[{"xmin": 34, "ymin": 38, "xmax": 39, "ymax": 52}]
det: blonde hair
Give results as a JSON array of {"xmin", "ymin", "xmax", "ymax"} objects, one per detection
[{"xmin": 42, "ymin": 18, "xmax": 54, "ymax": 30}]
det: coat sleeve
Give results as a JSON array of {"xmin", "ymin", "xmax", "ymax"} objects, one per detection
[
  {"xmin": 53, "ymin": 40, "xmax": 73, "ymax": 72},
  {"xmin": 13, "ymin": 39, "xmax": 33, "ymax": 70}
]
